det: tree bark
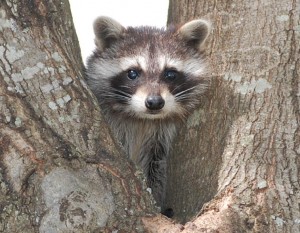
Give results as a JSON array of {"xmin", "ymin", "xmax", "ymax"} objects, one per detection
[
  {"xmin": 1, "ymin": 0, "xmax": 299, "ymax": 232},
  {"xmin": 160, "ymin": 0, "xmax": 300, "ymax": 232},
  {"xmin": 0, "ymin": 1, "xmax": 156, "ymax": 232}
]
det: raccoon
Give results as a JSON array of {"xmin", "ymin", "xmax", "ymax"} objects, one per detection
[{"xmin": 86, "ymin": 16, "xmax": 210, "ymax": 210}]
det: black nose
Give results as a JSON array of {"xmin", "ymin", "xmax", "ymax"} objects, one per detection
[{"xmin": 145, "ymin": 95, "xmax": 165, "ymax": 110}]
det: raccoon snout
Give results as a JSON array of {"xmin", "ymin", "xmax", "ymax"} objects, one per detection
[{"xmin": 145, "ymin": 95, "xmax": 165, "ymax": 110}]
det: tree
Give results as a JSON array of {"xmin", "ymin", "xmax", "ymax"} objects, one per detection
[
  {"xmin": 0, "ymin": 0, "xmax": 299, "ymax": 233},
  {"xmin": 161, "ymin": 0, "xmax": 300, "ymax": 232},
  {"xmin": 0, "ymin": 1, "xmax": 155, "ymax": 232}
]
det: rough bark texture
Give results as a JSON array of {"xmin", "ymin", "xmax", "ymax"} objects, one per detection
[
  {"xmin": 160, "ymin": 0, "xmax": 300, "ymax": 232},
  {"xmin": 1, "ymin": 0, "xmax": 300, "ymax": 232},
  {"xmin": 0, "ymin": 1, "xmax": 156, "ymax": 232}
]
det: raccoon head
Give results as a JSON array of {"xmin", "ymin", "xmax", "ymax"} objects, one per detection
[{"xmin": 86, "ymin": 16, "xmax": 210, "ymax": 120}]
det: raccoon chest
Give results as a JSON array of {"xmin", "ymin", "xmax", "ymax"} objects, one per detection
[
  {"xmin": 111, "ymin": 120, "xmax": 176, "ymax": 167},
  {"xmin": 119, "ymin": 122, "xmax": 160, "ymax": 162}
]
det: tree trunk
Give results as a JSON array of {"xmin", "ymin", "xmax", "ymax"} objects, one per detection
[
  {"xmin": 1, "ymin": 0, "xmax": 299, "ymax": 232},
  {"xmin": 160, "ymin": 0, "xmax": 300, "ymax": 232},
  {"xmin": 0, "ymin": 1, "xmax": 156, "ymax": 232}
]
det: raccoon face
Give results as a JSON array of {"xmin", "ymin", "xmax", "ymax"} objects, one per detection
[{"xmin": 86, "ymin": 17, "xmax": 210, "ymax": 120}]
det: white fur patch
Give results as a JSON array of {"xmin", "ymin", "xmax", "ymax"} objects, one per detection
[
  {"xmin": 158, "ymin": 56, "xmax": 205, "ymax": 76},
  {"xmin": 90, "ymin": 55, "xmax": 150, "ymax": 80},
  {"xmin": 165, "ymin": 57, "xmax": 184, "ymax": 70},
  {"xmin": 157, "ymin": 55, "xmax": 182, "ymax": 71},
  {"xmin": 130, "ymin": 88, "xmax": 148, "ymax": 113},
  {"xmin": 161, "ymin": 89, "xmax": 177, "ymax": 114},
  {"xmin": 120, "ymin": 56, "xmax": 148, "ymax": 71},
  {"xmin": 129, "ymin": 87, "xmax": 180, "ymax": 119},
  {"xmin": 90, "ymin": 59, "xmax": 123, "ymax": 79},
  {"xmin": 183, "ymin": 59, "xmax": 206, "ymax": 76},
  {"xmin": 137, "ymin": 56, "xmax": 148, "ymax": 71}
]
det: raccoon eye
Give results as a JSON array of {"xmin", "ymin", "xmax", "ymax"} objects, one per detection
[
  {"xmin": 164, "ymin": 70, "xmax": 178, "ymax": 80},
  {"xmin": 127, "ymin": 69, "xmax": 139, "ymax": 80}
]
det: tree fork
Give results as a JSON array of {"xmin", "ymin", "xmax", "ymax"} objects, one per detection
[{"xmin": 0, "ymin": 0, "xmax": 299, "ymax": 232}]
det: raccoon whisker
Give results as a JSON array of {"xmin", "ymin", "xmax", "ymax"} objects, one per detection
[
  {"xmin": 174, "ymin": 91, "xmax": 196, "ymax": 102},
  {"xmin": 109, "ymin": 87, "xmax": 131, "ymax": 94},
  {"xmin": 119, "ymin": 85, "xmax": 132, "ymax": 90},
  {"xmin": 101, "ymin": 94, "xmax": 130, "ymax": 100},
  {"xmin": 99, "ymin": 91, "xmax": 132, "ymax": 102},
  {"xmin": 175, "ymin": 91, "xmax": 194, "ymax": 98},
  {"xmin": 171, "ymin": 83, "xmax": 188, "ymax": 93},
  {"xmin": 86, "ymin": 16, "xmax": 211, "ymax": 209},
  {"xmin": 174, "ymin": 86, "xmax": 196, "ymax": 97},
  {"xmin": 175, "ymin": 96, "xmax": 192, "ymax": 102},
  {"xmin": 114, "ymin": 91, "xmax": 132, "ymax": 98},
  {"xmin": 98, "ymin": 90, "xmax": 130, "ymax": 98},
  {"xmin": 108, "ymin": 88, "xmax": 132, "ymax": 98}
]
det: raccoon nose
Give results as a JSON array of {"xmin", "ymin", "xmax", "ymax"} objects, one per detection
[{"xmin": 145, "ymin": 95, "xmax": 165, "ymax": 110}]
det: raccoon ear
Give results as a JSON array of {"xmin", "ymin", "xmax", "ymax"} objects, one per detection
[
  {"xmin": 178, "ymin": 19, "xmax": 211, "ymax": 50},
  {"xmin": 93, "ymin": 16, "xmax": 125, "ymax": 51}
]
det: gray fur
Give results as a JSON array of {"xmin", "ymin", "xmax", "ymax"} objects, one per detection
[
  {"xmin": 108, "ymin": 117, "xmax": 176, "ymax": 204},
  {"xmin": 86, "ymin": 17, "xmax": 210, "ymax": 208},
  {"xmin": 93, "ymin": 16, "xmax": 125, "ymax": 51},
  {"xmin": 179, "ymin": 19, "xmax": 211, "ymax": 50}
]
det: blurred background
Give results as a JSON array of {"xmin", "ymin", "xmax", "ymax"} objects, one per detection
[{"xmin": 69, "ymin": 0, "xmax": 169, "ymax": 63}]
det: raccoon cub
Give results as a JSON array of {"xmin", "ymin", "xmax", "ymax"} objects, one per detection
[{"xmin": 86, "ymin": 16, "xmax": 210, "ymax": 211}]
